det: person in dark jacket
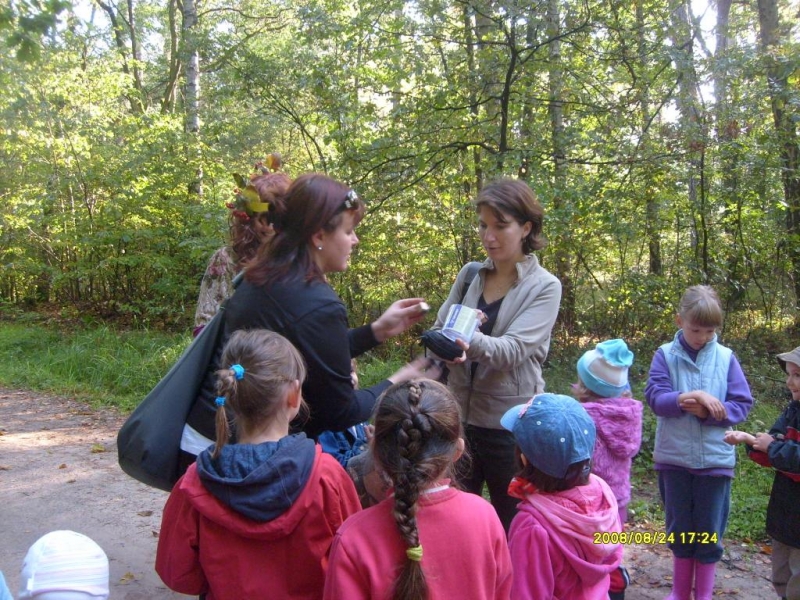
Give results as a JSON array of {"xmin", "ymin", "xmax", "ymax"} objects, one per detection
[
  {"xmin": 180, "ymin": 173, "xmax": 435, "ymax": 468},
  {"xmin": 725, "ymin": 346, "xmax": 800, "ymax": 600}
]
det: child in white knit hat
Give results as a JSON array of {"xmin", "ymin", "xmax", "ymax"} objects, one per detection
[
  {"xmin": 574, "ymin": 338, "xmax": 643, "ymax": 600},
  {"xmin": 17, "ymin": 530, "xmax": 109, "ymax": 600}
]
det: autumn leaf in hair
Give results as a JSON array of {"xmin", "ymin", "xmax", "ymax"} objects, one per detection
[{"xmin": 230, "ymin": 173, "xmax": 269, "ymax": 218}]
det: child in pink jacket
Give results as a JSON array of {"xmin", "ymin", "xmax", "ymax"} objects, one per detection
[
  {"xmin": 574, "ymin": 339, "xmax": 642, "ymax": 599},
  {"xmin": 502, "ymin": 393, "xmax": 623, "ymax": 600},
  {"xmin": 574, "ymin": 339, "xmax": 643, "ymax": 524},
  {"xmin": 156, "ymin": 330, "xmax": 361, "ymax": 600},
  {"xmin": 324, "ymin": 379, "xmax": 511, "ymax": 600}
]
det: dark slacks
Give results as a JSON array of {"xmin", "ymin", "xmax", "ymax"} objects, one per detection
[{"xmin": 458, "ymin": 424, "xmax": 519, "ymax": 533}]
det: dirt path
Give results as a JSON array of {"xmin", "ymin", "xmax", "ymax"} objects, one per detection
[{"xmin": 0, "ymin": 388, "xmax": 776, "ymax": 599}]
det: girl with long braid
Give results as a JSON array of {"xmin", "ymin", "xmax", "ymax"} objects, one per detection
[
  {"xmin": 324, "ymin": 379, "xmax": 511, "ymax": 600},
  {"xmin": 157, "ymin": 329, "xmax": 361, "ymax": 600}
]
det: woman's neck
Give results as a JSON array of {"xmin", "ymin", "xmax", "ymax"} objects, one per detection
[{"xmin": 493, "ymin": 255, "xmax": 523, "ymax": 277}]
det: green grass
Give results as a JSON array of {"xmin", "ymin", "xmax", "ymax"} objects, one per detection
[
  {"xmin": 0, "ymin": 320, "xmax": 189, "ymax": 411},
  {"xmin": 0, "ymin": 317, "xmax": 792, "ymax": 543}
]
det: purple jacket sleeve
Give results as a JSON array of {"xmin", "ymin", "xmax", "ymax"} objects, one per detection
[
  {"xmin": 701, "ymin": 354, "xmax": 753, "ymax": 427},
  {"xmin": 645, "ymin": 349, "xmax": 754, "ymax": 427},
  {"xmin": 645, "ymin": 349, "xmax": 683, "ymax": 417}
]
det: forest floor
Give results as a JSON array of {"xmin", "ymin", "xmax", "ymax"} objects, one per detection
[{"xmin": 0, "ymin": 388, "xmax": 777, "ymax": 599}]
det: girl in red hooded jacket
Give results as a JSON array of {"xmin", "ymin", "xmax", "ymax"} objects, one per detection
[{"xmin": 156, "ymin": 329, "xmax": 361, "ymax": 600}]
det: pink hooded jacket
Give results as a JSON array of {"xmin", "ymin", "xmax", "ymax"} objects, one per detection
[
  {"xmin": 581, "ymin": 397, "xmax": 643, "ymax": 513},
  {"xmin": 508, "ymin": 474, "xmax": 623, "ymax": 600}
]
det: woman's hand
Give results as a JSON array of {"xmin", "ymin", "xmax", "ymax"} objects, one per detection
[
  {"xmin": 371, "ymin": 298, "xmax": 428, "ymax": 343},
  {"xmin": 387, "ymin": 356, "xmax": 443, "ymax": 385},
  {"xmin": 445, "ymin": 338, "xmax": 470, "ymax": 365}
]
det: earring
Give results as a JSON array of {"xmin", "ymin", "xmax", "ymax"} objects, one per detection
[{"xmin": 317, "ymin": 246, "xmax": 323, "ymax": 251}]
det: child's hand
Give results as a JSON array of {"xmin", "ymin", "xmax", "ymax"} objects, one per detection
[
  {"xmin": 752, "ymin": 432, "xmax": 776, "ymax": 453},
  {"xmin": 696, "ymin": 392, "xmax": 727, "ymax": 420},
  {"xmin": 364, "ymin": 424, "xmax": 375, "ymax": 441},
  {"xmin": 679, "ymin": 397, "xmax": 709, "ymax": 418},
  {"xmin": 681, "ymin": 391, "xmax": 727, "ymax": 420},
  {"xmin": 723, "ymin": 430, "xmax": 756, "ymax": 446}
]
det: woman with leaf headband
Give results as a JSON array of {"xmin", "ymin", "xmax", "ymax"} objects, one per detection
[{"xmin": 192, "ymin": 153, "xmax": 289, "ymax": 336}]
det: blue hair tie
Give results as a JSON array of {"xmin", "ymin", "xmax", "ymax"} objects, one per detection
[
  {"xmin": 215, "ymin": 396, "xmax": 226, "ymax": 407},
  {"xmin": 230, "ymin": 364, "xmax": 245, "ymax": 380}
]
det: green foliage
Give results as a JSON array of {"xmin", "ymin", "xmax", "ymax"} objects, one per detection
[
  {"xmin": 0, "ymin": 0, "xmax": 798, "ymax": 340},
  {"xmin": 0, "ymin": 0, "xmax": 70, "ymax": 61}
]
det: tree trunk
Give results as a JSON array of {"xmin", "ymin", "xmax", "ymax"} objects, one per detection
[
  {"xmin": 463, "ymin": 3, "xmax": 483, "ymax": 195},
  {"xmin": 757, "ymin": 0, "xmax": 800, "ymax": 316},
  {"xmin": 714, "ymin": 0, "xmax": 745, "ymax": 309},
  {"xmin": 93, "ymin": 0, "xmax": 143, "ymax": 113},
  {"xmin": 161, "ymin": 0, "xmax": 181, "ymax": 113},
  {"xmin": 126, "ymin": 0, "xmax": 144, "ymax": 105},
  {"xmin": 182, "ymin": 0, "xmax": 202, "ymax": 196},
  {"xmin": 638, "ymin": 0, "xmax": 661, "ymax": 275},
  {"xmin": 669, "ymin": 0, "xmax": 708, "ymax": 280},
  {"xmin": 547, "ymin": 0, "xmax": 574, "ymax": 328}
]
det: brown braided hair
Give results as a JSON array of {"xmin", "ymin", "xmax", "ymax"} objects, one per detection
[
  {"xmin": 212, "ymin": 329, "xmax": 306, "ymax": 459},
  {"xmin": 372, "ymin": 379, "xmax": 463, "ymax": 600}
]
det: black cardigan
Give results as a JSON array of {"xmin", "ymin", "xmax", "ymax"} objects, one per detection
[{"xmin": 187, "ymin": 277, "xmax": 391, "ymax": 442}]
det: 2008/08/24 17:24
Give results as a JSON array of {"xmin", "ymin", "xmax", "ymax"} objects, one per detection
[{"xmin": 592, "ymin": 531, "xmax": 719, "ymax": 545}]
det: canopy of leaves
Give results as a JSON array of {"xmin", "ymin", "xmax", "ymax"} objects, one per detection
[{"xmin": 1, "ymin": 0, "xmax": 798, "ymax": 343}]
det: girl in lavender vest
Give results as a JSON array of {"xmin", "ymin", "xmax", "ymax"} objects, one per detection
[
  {"xmin": 645, "ymin": 285, "xmax": 754, "ymax": 600},
  {"xmin": 574, "ymin": 338, "xmax": 642, "ymax": 600}
]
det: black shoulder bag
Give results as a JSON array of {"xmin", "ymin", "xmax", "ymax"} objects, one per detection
[{"xmin": 117, "ymin": 273, "xmax": 242, "ymax": 491}]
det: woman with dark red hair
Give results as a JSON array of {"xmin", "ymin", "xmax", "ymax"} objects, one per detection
[{"xmin": 181, "ymin": 173, "xmax": 433, "ymax": 468}]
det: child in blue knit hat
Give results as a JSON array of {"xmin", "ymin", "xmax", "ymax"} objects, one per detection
[
  {"xmin": 574, "ymin": 338, "xmax": 643, "ymax": 600},
  {"xmin": 575, "ymin": 339, "xmax": 642, "ymax": 524}
]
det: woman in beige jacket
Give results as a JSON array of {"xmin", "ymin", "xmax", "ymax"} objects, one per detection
[{"xmin": 432, "ymin": 178, "xmax": 562, "ymax": 531}]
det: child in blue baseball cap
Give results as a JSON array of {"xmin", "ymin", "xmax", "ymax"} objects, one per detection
[{"xmin": 501, "ymin": 393, "xmax": 623, "ymax": 600}]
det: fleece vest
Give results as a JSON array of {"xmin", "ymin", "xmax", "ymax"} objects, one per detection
[{"xmin": 653, "ymin": 336, "xmax": 735, "ymax": 469}]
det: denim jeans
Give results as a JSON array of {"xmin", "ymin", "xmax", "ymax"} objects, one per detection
[
  {"xmin": 457, "ymin": 424, "xmax": 519, "ymax": 533},
  {"xmin": 658, "ymin": 469, "xmax": 731, "ymax": 562}
]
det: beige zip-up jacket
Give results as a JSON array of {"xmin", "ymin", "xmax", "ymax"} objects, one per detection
[{"xmin": 433, "ymin": 255, "xmax": 562, "ymax": 428}]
